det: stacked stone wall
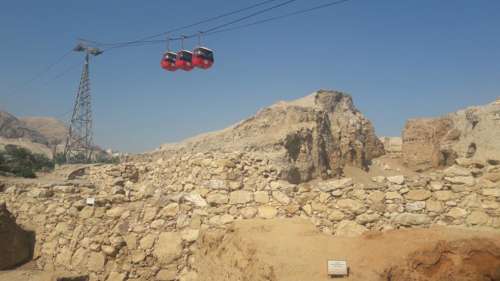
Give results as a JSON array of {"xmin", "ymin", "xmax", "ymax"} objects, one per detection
[{"xmin": 0, "ymin": 152, "xmax": 499, "ymax": 281}]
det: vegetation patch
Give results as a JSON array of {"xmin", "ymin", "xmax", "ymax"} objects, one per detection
[{"xmin": 0, "ymin": 144, "xmax": 54, "ymax": 178}]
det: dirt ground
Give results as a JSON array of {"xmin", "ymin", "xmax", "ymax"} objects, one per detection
[{"xmin": 194, "ymin": 218, "xmax": 500, "ymax": 281}]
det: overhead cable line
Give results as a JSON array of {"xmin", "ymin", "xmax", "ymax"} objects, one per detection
[
  {"xmin": 99, "ymin": 0, "xmax": 351, "ymax": 51},
  {"xmin": 80, "ymin": 0, "xmax": 285, "ymax": 49},
  {"xmin": 4, "ymin": 49, "xmax": 73, "ymax": 96},
  {"xmin": 100, "ymin": 0, "xmax": 299, "ymax": 52},
  {"xmin": 206, "ymin": 0, "xmax": 351, "ymax": 36}
]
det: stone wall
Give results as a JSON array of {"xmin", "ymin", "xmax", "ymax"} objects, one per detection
[
  {"xmin": 0, "ymin": 152, "xmax": 499, "ymax": 281},
  {"xmin": 379, "ymin": 137, "xmax": 402, "ymax": 155}
]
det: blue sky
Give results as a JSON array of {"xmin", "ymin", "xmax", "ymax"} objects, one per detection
[{"xmin": 1, "ymin": 0, "xmax": 499, "ymax": 153}]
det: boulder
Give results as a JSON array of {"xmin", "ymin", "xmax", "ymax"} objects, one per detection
[
  {"xmin": 154, "ymin": 232, "xmax": 183, "ymax": 265},
  {"xmin": 335, "ymin": 220, "xmax": 368, "ymax": 237}
]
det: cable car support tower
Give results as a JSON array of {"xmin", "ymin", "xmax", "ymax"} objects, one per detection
[{"xmin": 64, "ymin": 43, "xmax": 102, "ymax": 163}]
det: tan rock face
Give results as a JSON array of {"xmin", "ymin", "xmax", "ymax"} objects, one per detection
[
  {"xmin": 402, "ymin": 99, "xmax": 500, "ymax": 170},
  {"xmin": 0, "ymin": 203, "xmax": 33, "ymax": 270},
  {"xmin": 157, "ymin": 90, "xmax": 384, "ymax": 183}
]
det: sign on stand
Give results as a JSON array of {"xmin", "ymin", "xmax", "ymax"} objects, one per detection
[{"xmin": 327, "ymin": 260, "xmax": 348, "ymax": 277}]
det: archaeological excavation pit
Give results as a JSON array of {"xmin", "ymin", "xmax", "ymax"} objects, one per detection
[{"xmin": 383, "ymin": 238, "xmax": 500, "ymax": 281}]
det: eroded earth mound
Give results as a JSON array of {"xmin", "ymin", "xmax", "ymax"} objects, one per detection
[{"xmin": 384, "ymin": 239, "xmax": 500, "ymax": 281}]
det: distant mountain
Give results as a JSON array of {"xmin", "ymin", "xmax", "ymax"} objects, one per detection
[
  {"xmin": 0, "ymin": 111, "xmax": 48, "ymax": 144},
  {"xmin": 20, "ymin": 116, "xmax": 68, "ymax": 145}
]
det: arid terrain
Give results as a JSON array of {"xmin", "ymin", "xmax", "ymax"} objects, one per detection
[{"xmin": 1, "ymin": 91, "xmax": 499, "ymax": 281}]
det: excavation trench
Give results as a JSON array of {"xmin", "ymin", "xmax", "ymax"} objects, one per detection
[{"xmin": 384, "ymin": 239, "xmax": 500, "ymax": 281}]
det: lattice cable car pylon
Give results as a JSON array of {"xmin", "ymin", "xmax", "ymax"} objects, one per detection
[{"xmin": 64, "ymin": 43, "xmax": 102, "ymax": 163}]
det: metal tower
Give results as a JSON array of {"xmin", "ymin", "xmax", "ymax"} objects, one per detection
[{"xmin": 64, "ymin": 43, "xmax": 102, "ymax": 163}]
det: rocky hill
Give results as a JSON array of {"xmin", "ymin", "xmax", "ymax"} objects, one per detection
[
  {"xmin": 158, "ymin": 90, "xmax": 384, "ymax": 183},
  {"xmin": 0, "ymin": 111, "xmax": 70, "ymax": 158},
  {"xmin": 0, "ymin": 111, "xmax": 48, "ymax": 144},
  {"xmin": 403, "ymin": 98, "xmax": 500, "ymax": 171},
  {"xmin": 20, "ymin": 116, "xmax": 68, "ymax": 145}
]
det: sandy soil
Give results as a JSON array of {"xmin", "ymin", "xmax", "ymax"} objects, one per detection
[{"xmin": 194, "ymin": 218, "xmax": 500, "ymax": 281}]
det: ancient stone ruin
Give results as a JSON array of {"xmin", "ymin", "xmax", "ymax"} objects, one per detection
[{"xmin": 403, "ymin": 99, "xmax": 500, "ymax": 171}]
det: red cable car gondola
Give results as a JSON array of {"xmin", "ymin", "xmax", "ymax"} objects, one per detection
[
  {"xmin": 175, "ymin": 50, "xmax": 194, "ymax": 71},
  {"xmin": 160, "ymin": 51, "xmax": 178, "ymax": 71},
  {"xmin": 192, "ymin": 47, "xmax": 214, "ymax": 69}
]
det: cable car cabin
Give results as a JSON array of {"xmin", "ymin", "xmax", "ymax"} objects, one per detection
[
  {"xmin": 175, "ymin": 50, "xmax": 194, "ymax": 71},
  {"xmin": 161, "ymin": 52, "xmax": 177, "ymax": 71},
  {"xmin": 192, "ymin": 47, "xmax": 214, "ymax": 69}
]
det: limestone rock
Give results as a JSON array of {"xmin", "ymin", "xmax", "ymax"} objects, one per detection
[
  {"xmin": 356, "ymin": 213, "xmax": 380, "ymax": 225},
  {"xmin": 318, "ymin": 178, "xmax": 353, "ymax": 192},
  {"xmin": 206, "ymin": 193, "xmax": 229, "ymax": 205},
  {"xmin": 394, "ymin": 213, "xmax": 431, "ymax": 226},
  {"xmin": 328, "ymin": 210, "xmax": 345, "ymax": 221},
  {"xmin": 240, "ymin": 207, "xmax": 258, "ymax": 219},
  {"xmin": 387, "ymin": 175, "xmax": 405, "ymax": 185},
  {"xmin": 466, "ymin": 211, "xmax": 490, "ymax": 225},
  {"xmin": 184, "ymin": 193, "xmax": 207, "ymax": 207},
  {"xmin": 405, "ymin": 190, "xmax": 432, "ymax": 201},
  {"xmin": 426, "ymin": 200, "xmax": 443, "ymax": 213},
  {"xmin": 156, "ymin": 268, "xmax": 178, "ymax": 281},
  {"xmin": 154, "ymin": 232, "xmax": 183, "ymax": 265},
  {"xmin": 254, "ymin": 191, "xmax": 269, "ymax": 204},
  {"xmin": 258, "ymin": 206, "xmax": 278, "ymax": 219},
  {"xmin": 482, "ymin": 188, "xmax": 500, "ymax": 197},
  {"xmin": 434, "ymin": 191, "xmax": 454, "ymax": 201},
  {"xmin": 335, "ymin": 220, "xmax": 368, "ymax": 237},
  {"xmin": 444, "ymin": 165, "xmax": 472, "ymax": 177},
  {"xmin": 106, "ymin": 272, "xmax": 127, "ymax": 281},
  {"xmin": 385, "ymin": 192, "xmax": 403, "ymax": 200},
  {"xmin": 445, "ymin": 176, "xmax": 475, "ymax": 186},
  {"xmin": 406, "ymin": 201, "xmax": 426, "ymax": 212},
  {"xmin": 337, "ymin": 199, "xmax": 365, "ymax": 215},
  {"xmin": 272, "ymin": 191, "xmax": 291, "ymax": 205},
  {"xmin": 87, "ymin": 252, "xmax": 106, "ymax": 272},
  {"xmin": 230, "ymin": 191, "xmax": 253, "ymax": 204},
  {"xmin": 446, "ymin": 207, "xmax": 467, "ymax": 219},
  {"xmin": 181, "ymin": 229, "xmax": 200, "ymax": 242}
]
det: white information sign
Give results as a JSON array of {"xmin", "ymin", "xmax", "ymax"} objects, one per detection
[
  {"xmin": 86, "ymin": 197, "xmax": 95, "ymax": 206},
  {"xmin": 327, "ymin": 260, "xmax": 348, "ymax": 276}
]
